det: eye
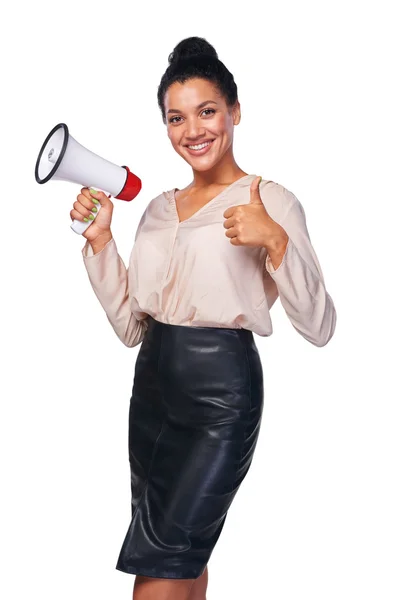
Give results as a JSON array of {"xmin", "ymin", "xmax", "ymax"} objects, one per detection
[{"xmin": 168, "ymin": 108, "xmax": 216, "ymax": 124}]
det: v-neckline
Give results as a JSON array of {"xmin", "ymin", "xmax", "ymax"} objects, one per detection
[{"xmin": 169, "ymin": 173, "xmax": 256, "ymax": 225}]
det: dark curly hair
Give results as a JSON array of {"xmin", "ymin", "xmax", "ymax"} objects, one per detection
[{"xmin": 157, "ymin": 36, "xmax": 238, "ymax": 125}]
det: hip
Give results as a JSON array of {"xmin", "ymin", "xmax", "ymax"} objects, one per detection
[{"xmin": 133, "ymin": 316, "xmax": 264, "ymax": 426}]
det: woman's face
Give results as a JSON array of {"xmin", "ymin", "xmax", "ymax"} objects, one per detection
[{"xmin": 164, "ymin": 77, "xmax": 240, "ymax": 172}]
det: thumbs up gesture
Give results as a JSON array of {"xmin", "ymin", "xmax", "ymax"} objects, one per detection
[{"xmin": 223, "ymin": 176, "xmax": 289, "ymax": 253}]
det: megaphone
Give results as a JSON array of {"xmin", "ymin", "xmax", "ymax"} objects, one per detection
[{"xmin": 35, "ymin": 123, "xmax": 142, "ymax": 235}]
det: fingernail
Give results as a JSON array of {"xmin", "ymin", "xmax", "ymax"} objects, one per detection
[
  {"xmin": 90, "ymin": 188, "xmax": 97, "ymax": 196},
  {"xmin": 92, "ymin": 198, "xmax": 100, "ymax": 204},
  {"xmin": 91, "ymin": 207, "xmax": 97, "ymax": 213},
  {"xmin": 88, "ymin": 214, "xmax": 95, "ymax": 220},
  {"xmin": 83, "ymin": 217, "xmax": 89, "ymax": 222}
]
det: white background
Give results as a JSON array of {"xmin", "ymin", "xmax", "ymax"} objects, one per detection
[{"xmin": 1, "ymin": 1, "xmax": 399, "ymax": 598}]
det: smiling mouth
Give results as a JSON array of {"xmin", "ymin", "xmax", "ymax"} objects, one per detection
[{"xmin": 185, "ymin": 139, "xmax": 215, "ymax": 150}]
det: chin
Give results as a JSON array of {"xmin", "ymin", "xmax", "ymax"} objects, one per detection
[
  {"xmin": 191, "ymin": 162, "xmax": 218, "ymax": 172},
  {"xmin": 177, "ymin": 153, "xmax": 215, "ymax": 170}
]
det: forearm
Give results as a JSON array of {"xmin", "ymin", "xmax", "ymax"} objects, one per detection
[
  {"xmin": 265, "ymin": 237, "xmax": 336, "ymax": 347},
  {"xmin": 81, "ymin": 233, "xmax": 147, "ymax": 347}
]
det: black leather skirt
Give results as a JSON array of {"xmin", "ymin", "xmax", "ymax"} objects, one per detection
[{"xmin": 115, "ymin": 315, "xmax": 264, "ymax": 579}]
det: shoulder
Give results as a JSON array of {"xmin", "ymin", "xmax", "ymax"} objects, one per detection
[
  {"xmin": 137, "ymin": 189, "xmax": 173, "ymax": 216},
  {"xmin": 134, "ymin": 189, "xmax": 173, "ymax": 237},
  {"xmin": 258, "ymin": 179, "xmax": 303, "ymax": 222}
]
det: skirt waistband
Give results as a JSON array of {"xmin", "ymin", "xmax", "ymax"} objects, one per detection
[{"xmin": 145, "ymin": 315, "xmax": 254, "ymax": 340}]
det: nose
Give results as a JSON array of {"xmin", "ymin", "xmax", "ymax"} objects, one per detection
[{"xmin": 184, "ymin": 116, "xmax": 206, "ymax": 141}]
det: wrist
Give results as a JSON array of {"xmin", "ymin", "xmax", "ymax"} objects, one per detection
[
  {"xmin": 264, "ymin": 232, "xmax": 289, "ymax": 270},
  {"xmin": 262, "ymin": 229, "xmax": 289, "ymax": 252},
  {"xmin": 90, "ymin": 230, "xmax": 113, "ymax": 254},
  {"xmin": 96, "ymin": 229, "xmax": 112, "ymax": 241}
]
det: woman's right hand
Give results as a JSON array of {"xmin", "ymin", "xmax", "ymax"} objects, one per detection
[{"xmin": 70, "ymin": 187, "xmax": 114, "ymax": 241}]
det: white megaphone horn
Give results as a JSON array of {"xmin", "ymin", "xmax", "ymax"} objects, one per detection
[{"xmin": 35, "ymin": 123, "xmax": 142, "ymax": 235}]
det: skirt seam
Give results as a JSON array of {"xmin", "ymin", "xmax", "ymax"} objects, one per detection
[
  {"xmin": 230, "ymin": 333, "xmax": 253, "ymax": 493},
  {"xmin": 241, "ymin": 333, "xmax": 253, "ymax": 414},
  {"xmin": 240, "ymin": 333, "xmax": 253, "ymax": 458}
]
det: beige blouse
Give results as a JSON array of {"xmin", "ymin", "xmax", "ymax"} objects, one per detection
[{"xmin": 81, "ymin": 174, "xmax": 336, "ymax": 348}]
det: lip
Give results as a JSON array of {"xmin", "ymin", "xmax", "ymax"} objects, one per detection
[{"xmin": 184, "ymin": 139, "xmax": 215, "ymax": 156}]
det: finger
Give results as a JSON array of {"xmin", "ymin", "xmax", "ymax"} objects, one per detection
[
  {"xmin": 249, "ymin": 175, "xmax": 263, "ymax": 204},
  {"xmin": 77, "ymin": 192, "xmax": 97, "ymax": 211},
  {"xmin": 223, "ymin": 206, "xmax": 235, "ymax": 219},
  {"xmin": 229, "ymin": 236, "xmax": 241, "ymax": 245},
  {"xmin": 81, "ymin": 187, "xmax": 94, "ymax": 200},
  {"xmin": 70, "ymin": 208, "xmax": 90, "ymax": 222},
  {"xmin": 88, "ymin": 188, "xmax": 111, "ymax": 204},
  {"xmin": 223, "ymin": 216, "xmax": 236, "ymax": 229},
  {"xmin": 249, "ymin": 175, "xmax": 262, "ymax": 202},
  {"xmin": 81, "ymin": 187, "xmax": 111, "ymax": 204},
  {"xmin": 225, "ymin": 226, "xmax": 239, "ymax": 239},
  {"xmin": 73, "ymin": 200, "xmax": 96, "ymax": 219}
]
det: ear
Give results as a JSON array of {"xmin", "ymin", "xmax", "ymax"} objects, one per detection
[{"xmin": 233, "ymin": 100, "xmax": 241, "ymax": 125}]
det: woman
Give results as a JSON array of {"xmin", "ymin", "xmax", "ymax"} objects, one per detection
[{"xmin": 73, "ymin": 37, "xmax": 336, "ymax": 600}]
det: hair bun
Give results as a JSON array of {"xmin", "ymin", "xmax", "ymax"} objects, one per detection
[{"xmin": 168, "ymin": 36, "xmax": 218, "ymax": 65}]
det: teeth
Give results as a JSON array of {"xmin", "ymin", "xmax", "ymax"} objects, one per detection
[{"xmin": 188, "ymin": 141, "xmax": 213, "ymax": 150}]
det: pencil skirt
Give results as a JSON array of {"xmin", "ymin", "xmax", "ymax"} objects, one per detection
[{"xmin": 115, "ymin": 315, "xmax": 264, "ymax": 579}]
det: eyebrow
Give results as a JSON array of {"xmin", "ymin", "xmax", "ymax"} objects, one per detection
[{"xmin": 167, "ymin": 100, "xmax": 218, "ymax": 114}]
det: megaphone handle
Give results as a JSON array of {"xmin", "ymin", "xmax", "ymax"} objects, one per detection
[{"xmin": 70, "ymin": 186, "xmax": 108, "ymax": 235}]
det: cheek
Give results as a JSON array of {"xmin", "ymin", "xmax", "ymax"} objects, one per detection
[
  {"xmin": 167, "ymin": 128, "xmax": 180, "ymax": 147},
  {"xmin": 213, "ymin": 114, "xmax": 229, "ymax": 136}
]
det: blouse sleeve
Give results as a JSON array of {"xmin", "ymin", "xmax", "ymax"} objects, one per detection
[
  {"xmin": 81, "ymin": 230, "xmax": 148, "ymax": 348},
  {"xmin": 265, "ymin": 192, "xmax": 337, "ymax": 347}
]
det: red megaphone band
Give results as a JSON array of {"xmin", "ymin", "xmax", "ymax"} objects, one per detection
[{"xmin": 116, "ymin": 166, "xmax": 142, "ymax": 201}]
